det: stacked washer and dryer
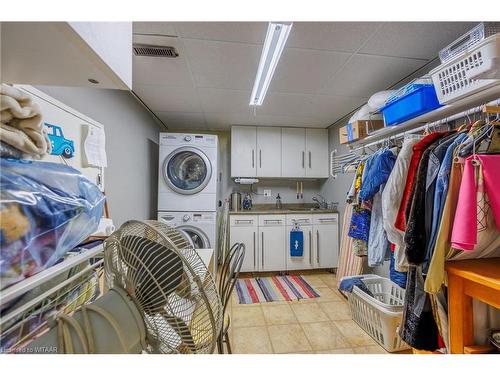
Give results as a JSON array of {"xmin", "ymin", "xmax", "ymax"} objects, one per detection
[{"xmin": 157, "ymin": 133, "xmax": 219, "ymax": 272}]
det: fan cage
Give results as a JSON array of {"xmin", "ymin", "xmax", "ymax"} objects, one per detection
[{"xmin": 104, "ymin": 220, "xmax": 222, "ymax": 354}]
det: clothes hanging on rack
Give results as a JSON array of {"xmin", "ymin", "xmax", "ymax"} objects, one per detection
[
  {"xmin": 382, "ymin": 134, "xmax": 423, "ymax": 272},
  {"xmin": 339, "ymin": 112, "xmax": 500, "ymax": 352}
]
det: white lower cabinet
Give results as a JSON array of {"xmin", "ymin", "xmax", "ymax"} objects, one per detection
[
  {"xmin": 229, "ymin": 215, "xmax": 258, "ymax": 272},
  {"xmin": 286, "ymin": 214, "xmax": 313, "ymax": 270},
  {"xmin": 229, "ymin": 213, "xmax": 338, "ymax": 272},
  {"xmin": 312, "ymin": 214, "xmax": 339, "ymax": 268},
  {"xmin": 258, "ymin": 215, "xmax": 286, "ymax": 272}
]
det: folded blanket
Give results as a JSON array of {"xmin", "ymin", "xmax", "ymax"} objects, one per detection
[{"xmin": 0, "ymin": 84, "xmax": 51, "ymax": 158}]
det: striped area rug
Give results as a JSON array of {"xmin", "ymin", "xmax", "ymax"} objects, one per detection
[{"xmin": 235, "ymin": 275, "xmax": 320, "ymax": 304}]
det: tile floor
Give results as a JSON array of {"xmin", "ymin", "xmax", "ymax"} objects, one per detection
[{"xmin": 222, "ymin": 271, "xmax": 400, "ymax": 354}]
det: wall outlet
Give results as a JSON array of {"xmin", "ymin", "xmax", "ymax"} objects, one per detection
[{"xmin": 263, "ymin": 189, "xmax": 272, "ymax": 197}]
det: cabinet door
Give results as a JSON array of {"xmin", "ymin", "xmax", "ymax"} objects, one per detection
[
  {"xmin": 259, "ymin": 226, "xmax": 286, "ymax": 271},
  {"xmin": 306, "ymin": 129, "xmax": 329, "ymax": 177},
  {"xmin": 286, "ymin": 226, "xmax": 314, "ymax": 270},
  {"xmin": 231, "ymin": 126, "xmax": 256, "ymax": 177},
  {"xmin": 257, "ymin": 127, "xmax": 282, "ymax": 177},
  {"xmin": 230, "ymin": 225, "xmax": 258, "ymax": 272},
  {"xmin": 281, "ymin": 128, "xmax": 305, "ymax": 177},
  {"xmin": 313, "ymin": 222, "xmax": 339, "ymax": 268}
]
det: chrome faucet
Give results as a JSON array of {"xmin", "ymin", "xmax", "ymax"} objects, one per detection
[{"xmin": 312, "ymin": 194, "xmax": 328, "ymax": 209}]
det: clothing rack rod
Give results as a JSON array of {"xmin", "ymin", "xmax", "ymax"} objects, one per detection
[{"xmin": 350, "ymin": 99, "xmax": 500, "ymax": 153}]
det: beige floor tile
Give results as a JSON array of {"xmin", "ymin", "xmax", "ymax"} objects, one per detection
[
  {"xmin": 301, "ymin": 275, "xmax": 328, "ymax": 288},
  {"xmin": 231, "ymin": 326, "xmax": 273, "ymax": 354},
  {"xmin": 231, "ymin": 305, "xmax": 266, "ymax": 327},
  {"xmin": 353, "ymin": 345, "xmax": 388, "ymax": 354},
  {"xmin": 315, "ymin": 287, "xmax": 343, "ymax": 302},
  {"xmin": 288, "ymin": 297, "xmax": 317, "ymax": 304},
  {"xmin": 267, "ymin": 324, "xmax": 313, "ymax": 354},
  {"xmin": 318, "ymin": 301, "xmax": 352, "ymax": 321},
  {"xmin": 315, "ymin": 348, "xmax": 356, "ymax": 354},
  {"xmin": 317, "ymin": 273, "xmax": 338, "ymax": 287},
  {"xmin": 291, "ymin": 302, "xmax": 329, "ymax": 323},
  {"xmin": 262, "ymin": 304, "xmax": 298, "ymax": 325},
  {"xmin": 333, "ymin": 320, "xmax": 378, "ymax": 346},
  {"xmin": 301, "ymin": 321, "xmax": 352, "ymax": 350}
]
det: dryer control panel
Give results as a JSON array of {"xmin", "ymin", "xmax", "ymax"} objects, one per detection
[{"xmin": 160, "ymin": 132, "xmax": 217, "ymax": 147}]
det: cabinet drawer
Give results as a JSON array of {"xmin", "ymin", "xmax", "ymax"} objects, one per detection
[
  {"xmin": 230, "ymin": 215, "xmax": 258, "ymax": 227},
  {"xmin": 258, "ymin": 214, "xmax": 286, "ymax": 226},
  {"xmin": 312, "ymin": 214, "xmax": 339, "ymax": 225},
  {"xmin": 286, "ymin": 214, "xmax": 313, "ymax": 227}
]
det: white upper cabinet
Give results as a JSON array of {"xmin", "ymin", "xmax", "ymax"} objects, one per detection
[
  {"xmin": 231, "ymin": 126, "xmax": 257, "ymax": 177},
  {"xmin": 305, "ymin": 129, "xmax": 329, "ymax": 178},
  {"xmin": 231, "ymin": 126, "xmax": 328, "ymax": 178},
  {"xmin": 281, "ymin": 128, "xmax": 306, "ymax": 177},
  {"xmin": 257, "ymin": 127, "xmax": 282, "ymax": 177}
]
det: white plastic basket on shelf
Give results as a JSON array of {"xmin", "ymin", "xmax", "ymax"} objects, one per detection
[
  {"xmin": 430, "ymin": 34, "xmax": 500, "ymax": 105},
  {"xmin": 347, "ymin": 276, "xmax": 410, "ymax": 352}
]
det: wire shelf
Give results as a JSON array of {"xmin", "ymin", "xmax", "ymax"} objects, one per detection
[{"xmin": 0, "ymin": 246, "xmax": 104, "ymax": 353}]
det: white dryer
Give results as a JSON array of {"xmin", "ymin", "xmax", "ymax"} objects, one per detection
[{"xmin": 158, "ymin": 133, "xmax": 218, "ymax": 211}]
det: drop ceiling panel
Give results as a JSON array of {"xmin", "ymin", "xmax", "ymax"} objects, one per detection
[
  {"xmin": 269, "ymin": 48, "xmax": 351, "ymax": 94},
  {"xmin": 203, "ymin": 112, "xmax": 328, "ymax": 129},
  {"xmin": 360, "ymin": 22, "xmax": 476, "ymax": 59},
  {"xmin": 133, "ymin": 84, "xmax": 202, "ymax": 112},
  {"xmin": 183, "ymin": 39, "xmax": 261, "ymax": 90},
  {"xmin": 287, "ymin": 22, "xmax": 380, "ymax": 52},
  {"xmin": 133, "ymin": 22, "xmax": 178, "ymax": 36},
  {"xmin": 176, "ymin": 22, "xmax": 267, "ymax": 44},
  {"xmin": 321, "ymin": 54, "xmax": 425, "ymax": 97},
  {"xmin": 199, "ymin": 88, "xmax": 366, "ymax": 125},
  {"xmin": 156, "ymin": 111, "xmax": 206, "ymax": 129},
  {"xmin": 132, "ymin": 35, "xmax": 193, "ymax": 87}
]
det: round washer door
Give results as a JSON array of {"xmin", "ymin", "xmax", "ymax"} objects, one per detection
[
  {"xmin": 163, "ymin": 146, "xmax": 212, "ymax": 195},
  {"xmin": 177, "ymin": 225, "xmax": 210, "ymax": 249}
]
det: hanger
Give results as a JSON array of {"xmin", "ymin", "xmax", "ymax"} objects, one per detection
[{"xmin": 459, "ymin": 107, "xmax": 500, "ymax": 157}]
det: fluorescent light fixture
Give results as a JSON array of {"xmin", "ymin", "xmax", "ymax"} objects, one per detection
[{"xmin": 249, "ymin": 22, "xmax": 293, "ymax": 106}]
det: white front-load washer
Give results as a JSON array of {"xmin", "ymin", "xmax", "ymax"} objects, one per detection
[
  {"xmin": 158, "ymin": 133, "xmax": 218, "ymax": 211},
  {"xmin": 158, "ymin": 211, "xmax": 217, "ymax": 273}
]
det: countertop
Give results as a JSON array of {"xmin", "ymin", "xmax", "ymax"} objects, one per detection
[{"xmin": 229, "ymin": 204, "xmax": 338, "ymax": 215}]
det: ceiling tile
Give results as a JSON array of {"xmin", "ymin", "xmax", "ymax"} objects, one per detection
[
  {"xmin": 156, "ymin": 111, "xmax": 206, "ymax": 129},
  {"xmin": 183, "ymin": 39, "xmax": 261, "ymax": 90},
  {"xmin": 176, "ymin": 22, "xmax": 267, "ymax": 44},
  {"xmin": 203, "ymin": 112, "xmax": 329, "ymax": 129},
  {"xmin": 360, "ymin": 22, "xmax": 475, "ymax": 59},
  {"xmin": 133, "ymin": 22, "xmax": 178, "ymax": 36},
  {"xmin": 268, "ymin": 48, "xmax": 350, "ymax": 94},
  {"xmin": 133, "ymin": 84, "xmax": 202, "ymax": 112},
  {"xmin": 132, "ymin": 35, "xmax": 193, "ymax": 87},
  {"xmin": 198, "ymin": 88, "xmax": 366, "ymax": 126},
  {"xmin": 287, "ymin": 22, "xmax": 380, "ymax": 52},
  {"xmin": 198, "ymin": 88, "xmax": 251, "ymax": 114},
  {"xmin": 321, "ymin": 54, "xmax": 425, "ymax": 97}
]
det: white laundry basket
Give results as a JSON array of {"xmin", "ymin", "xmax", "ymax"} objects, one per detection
[{"xmin": 347, "ymin": 276, "xmax": 410, "ymax": 352}]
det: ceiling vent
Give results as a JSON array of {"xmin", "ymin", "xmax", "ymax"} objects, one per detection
[{"xmin": 133, "ymin": 44, "xmax": 179, "ymax": 58}]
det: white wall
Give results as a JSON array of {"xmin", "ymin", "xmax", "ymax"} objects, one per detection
[
  {"xmin": 319, "ymin": 124, "xmax": 390, "ymax": 277},
  {"xmin": 36, "ymin": 85, "xmax": 160, "ymax": 227}
]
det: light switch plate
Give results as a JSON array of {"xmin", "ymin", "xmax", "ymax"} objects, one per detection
[{"xmin": 263, "ymin": 189, "xmax": 272, "ymax": 197}]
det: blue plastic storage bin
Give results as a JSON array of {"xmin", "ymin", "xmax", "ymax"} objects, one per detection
[{"xmin": 380, "ymin": 84, "xmax": 442, "ymax": 126}]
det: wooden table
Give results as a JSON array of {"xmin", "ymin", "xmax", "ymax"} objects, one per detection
[{"xmin": 446, "ymin": 258, "xmax": 500, "ymax": 354}]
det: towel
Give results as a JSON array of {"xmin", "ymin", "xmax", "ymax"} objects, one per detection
[{"xmin": 0, "ymin": 84, "xmax": 51, "ymax": 158}]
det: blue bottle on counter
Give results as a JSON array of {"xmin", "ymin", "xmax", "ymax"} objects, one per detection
[{"xmin": 242, "ymin": 193, "xmax": 252, "ymax": 210}]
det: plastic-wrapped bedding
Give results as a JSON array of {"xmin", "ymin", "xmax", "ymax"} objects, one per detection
[{"xmin": 0, "ymin": 158, "xmax": 105, "ymax": 290}]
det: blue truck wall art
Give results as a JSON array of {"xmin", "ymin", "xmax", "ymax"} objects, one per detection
[{"xmin": 44, "ymin": 123, "xmax": 75, "ymax": 158}]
